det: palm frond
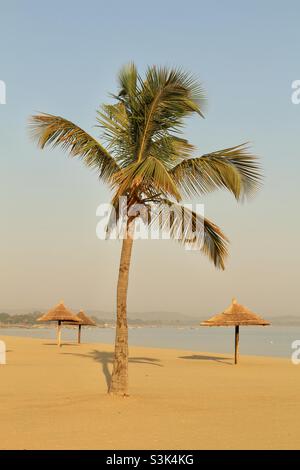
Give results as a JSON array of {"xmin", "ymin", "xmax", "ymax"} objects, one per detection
[
  {"xmin": 134, "ymin": 66, "xmax": 206, "ymax": 162},
  {"xmin": 149, "ymin": 135, "xmax": 195, "ymax": 168},
  {"xmin": 112, "ymin": 156, "xmax": 182, "ymax": 202},
  {"xmin": 150, "ymin": 199, "xmax": 228, "ymax": 269},
  {"xmin": 97, "ymin": 102, "xmax": 135, "ymax": 167},
  {"xmin": 29, "ymin": 113, "xmax": 119, "ymax": 183},
  {"xmin": 170, "ymin": 143, "xmax": 262, "ymax": 200},
  {"xmin": 110, "ymin": 64, "xmax": 205, "ymax": 165},
  {"xmin": 117, "ymin": 62, "xmax": 138, "ymax": 99}
]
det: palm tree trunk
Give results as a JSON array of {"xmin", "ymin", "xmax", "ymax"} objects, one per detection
[{"xmin": 109, "ymin": 220, "xmax": 134, "ymax": 396}]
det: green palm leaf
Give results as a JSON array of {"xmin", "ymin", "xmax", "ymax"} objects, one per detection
[
  {"xmin": 112, "ymin": 156, "xmax": 182, "ymax": 202},
  {"xmin": 170, "ymin": 143, "xmax": 262, "ymax": 200},
  {"xmin": 29, "ymin": 113, "xmax": 119, "ymax": 183},
  {"xmin": 113, "ymin": 65, "xmax": 206, "ymax": 164},
  {"xmin": 150, "ymin": 199, "xmax": 228, "ymax": 269}
]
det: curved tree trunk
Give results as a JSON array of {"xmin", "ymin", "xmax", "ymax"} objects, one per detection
[{"xmin": 109, "ymin": 221, "xmax": 134, "ymax": 396}]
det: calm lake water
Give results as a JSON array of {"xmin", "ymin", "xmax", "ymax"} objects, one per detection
[{"xmin": 1, "ymin": 325, "xmax": 300, "ymax": 358}]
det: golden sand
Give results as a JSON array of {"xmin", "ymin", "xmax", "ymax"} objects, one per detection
[{"xmin": 0, "ymin": 335, "xmax": 299, "ymax": 450}]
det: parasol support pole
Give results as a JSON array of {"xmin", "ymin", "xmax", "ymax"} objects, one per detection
[
  {"xmin": 234, "ymin": 325, "xmax": 239, "ymax": 364},
  {"xmin": 57, "ymin": 320, "xmax": 62, "ymax": 348},
  {"xmin": 78, "ymin": 324, "xmax": 82, "ymax": 344}
]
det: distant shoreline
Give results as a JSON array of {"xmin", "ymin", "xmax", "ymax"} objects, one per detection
[
  {"xmin": 1, "ymin": 311, "xmax": 300, "ymax": 328},
  {"xmin": 0, "ymin": 323, "xmax": 199, "ymax": 329},
  {"xmin": 1, "ymin": 321, "xmax": 300, "ymax": 328}
]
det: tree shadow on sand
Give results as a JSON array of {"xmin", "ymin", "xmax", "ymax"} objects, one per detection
[
  {"xmin": 178, "ymin": 354, "xmax": 233, "ymax": 365},
  {"xmin": 63, "ymin": 350, "xmax": 162, "ymax": 389}
]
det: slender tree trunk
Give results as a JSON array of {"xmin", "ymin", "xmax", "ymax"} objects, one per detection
[
  {"xmin": 109, "ymin": 220, "xmax": 134, "ymax": 396},
  {"xmin": 57, "ymin": 320, "xmax": 62, "ymax": 348},
  {"xmin": 234, "ymin": 325, "xmax": 239, "ymax": 364}
]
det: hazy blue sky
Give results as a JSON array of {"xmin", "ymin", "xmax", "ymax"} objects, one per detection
[{"xmin": 0, "ymin": 0, "xmax": 299, "ymax": 317}]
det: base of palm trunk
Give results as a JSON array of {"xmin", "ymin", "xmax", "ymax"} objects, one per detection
[
  {"xmin": 108, "ymin": 389, "xmax": 130, "ymax": 397},
  {"xmin": 108, "ymin": 380, "xmax": 129, "ymax": 397},
  {"xmin": 109, "ymin": 360, "xmax": 129, "ymax": 396}
]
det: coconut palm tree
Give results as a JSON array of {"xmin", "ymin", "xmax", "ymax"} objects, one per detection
[{"xmin": 30, "ymin": 64, "xmax": 261, "ymax": 396}]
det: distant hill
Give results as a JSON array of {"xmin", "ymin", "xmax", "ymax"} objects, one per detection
[
  {"xmin": 0, "ymin": 309, "xmax": 199, "ymax": 326},
  {"xmin": 0, "ymin": 310, "xmax": 299, "ymax": 327},
  {"xmin": 87, "ymin": 310, "xmax": 199, "ymax": 325},
  {"xmin": 0, "ymin": 311, "xmax": 41, "ymax": 326}
]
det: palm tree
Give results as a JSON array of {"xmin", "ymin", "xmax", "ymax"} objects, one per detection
[{"xmin": 30, "ymin": 64, "xmax": 261, "ymax": 396}]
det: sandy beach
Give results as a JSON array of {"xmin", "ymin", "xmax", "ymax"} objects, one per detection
[{"xmin": 0, "ymin": 335, "xmax": 299, "ymax": 450}]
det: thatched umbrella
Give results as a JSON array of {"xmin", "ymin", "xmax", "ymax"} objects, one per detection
[
  {"xmin": 201, "ymin": 298, "xmax": 270, "ymax": 364},
  {"xmin": 74, "ymin": 310, "xmax": 96, "ymax": 344},
  {"xmin": 38, "ymin": 301, "xmax": 81, "ymax": 347}
]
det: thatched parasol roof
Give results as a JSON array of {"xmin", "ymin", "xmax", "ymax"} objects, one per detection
[
  {"xmin": 37, "ymin": 301, "xmax": 81, "ymax": 323},
  {"xmin": 76, "ymin": 310, "xmax": 96, "ymax": 326},
  {"xmin": 61, "ymin": 310, "xmax": 96, "ymax": 327},
  {"xmin": 201, "ymin": 298, "xmax": 270, "ymax": 327}
]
